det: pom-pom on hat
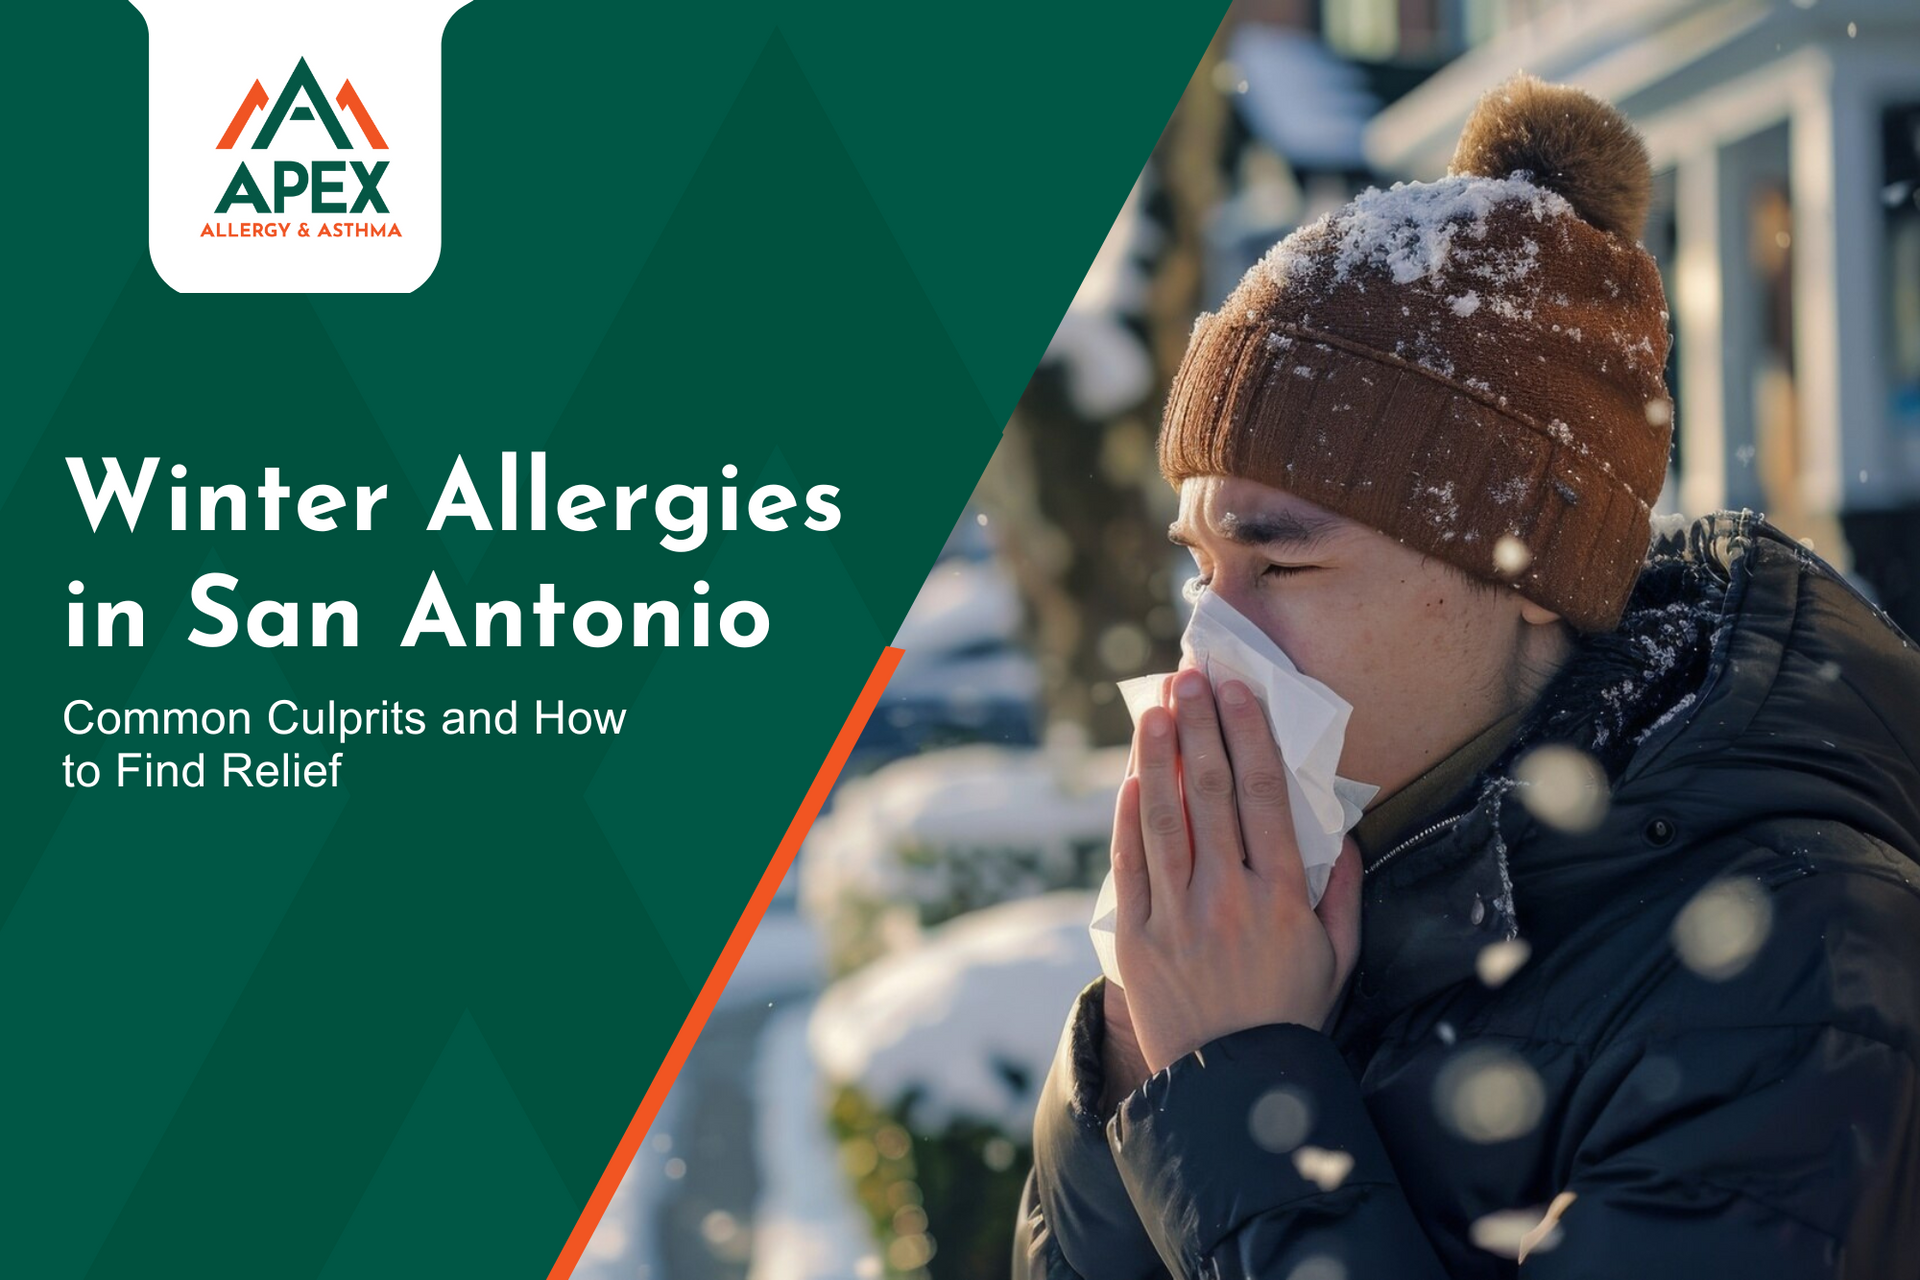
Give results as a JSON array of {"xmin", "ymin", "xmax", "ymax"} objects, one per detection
[{"xmin": 1157, "ymin": 73, "xmax": 1673, "ymax": 633}]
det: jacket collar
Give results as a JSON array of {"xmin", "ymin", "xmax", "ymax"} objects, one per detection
[{"xmin": 1327, "ymin": 511, "xmax": 1748, "ymax": 1052}]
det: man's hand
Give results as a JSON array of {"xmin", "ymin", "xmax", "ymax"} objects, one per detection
[{"xmin": 1112, "ymin": 669, "xmax": 1362, "ymax": 1075}]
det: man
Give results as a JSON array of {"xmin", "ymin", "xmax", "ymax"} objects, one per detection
[{"xmin": 1013, "ymin": 75, "xmax": 1920, "ymax": 1277}]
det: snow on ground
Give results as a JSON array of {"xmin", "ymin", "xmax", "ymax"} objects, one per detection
[
  {"xmin": 890, "ymin": 559, "xmax": 1021, "ymax": 662},
  {"xmin": 572, "ymin": 1086, "xmax": 683, "ymax": 1280},
  {"xmin": 798, "ymin": 745, "xmax": 1124, "ymax": 954},
  {"xmin": 883, "ymin": 557, "xmax": 1040, "ymax": 706},
  {"xmin": 809, "ymin": 892, "xmax": 1100, "ymax": 1135},
  {"xmin": 748, "ymin": 1002, "xmax": 882, "ymax": 1280},
  {"xmin": 718, "ymin": 907, "xmax": 828, "ymax": 1011},
  {"xmin": 859, "ymin": 534, "xmax": 1042, "ymax": 763}
]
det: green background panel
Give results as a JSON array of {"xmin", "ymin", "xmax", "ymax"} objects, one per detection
[{"xmin": 0, "ymin": 5, "xmax": 1227, "ymax": 1277}]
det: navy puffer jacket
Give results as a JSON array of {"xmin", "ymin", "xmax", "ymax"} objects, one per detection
[{"xmin": 1014, "ymin": 511, "xmax": 1920, "ymax": 1278}]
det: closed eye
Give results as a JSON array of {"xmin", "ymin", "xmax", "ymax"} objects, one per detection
[{"xmin": 1182, "ymin": 564, "xmax": 1313, "ymax": 602}]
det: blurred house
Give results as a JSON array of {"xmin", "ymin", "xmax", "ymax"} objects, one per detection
[
  {"xmin": 1366, "ymin": 0, "xmax": 1920, "ymax": 632},
  {"xmin": 1204, "ymin": 0, "xmax": 1469, "ymax": 298}
]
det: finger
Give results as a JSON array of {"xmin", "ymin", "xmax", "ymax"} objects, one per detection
[
  {"xmin": 1134, "ymin": 705, "xmax": 1192, "ymax": 896},
  {"xmin": 1315, "ymin": 837, "xmax": 1364, "ymax": 993},
  {"xmin": 1123, "ymin": 672, "xmax": 1172, "ymax": 780},
  {"xmin": 1112, "ymin": 775, "xmax": 1150, "ymax": 926},
  {"xmin": 1170, "ymin": 669, "xmax": 1244, "ymax": 884},
  {"xmin": 1215, "ymin": 677, "xmax": 1306, "ymax": 896}
]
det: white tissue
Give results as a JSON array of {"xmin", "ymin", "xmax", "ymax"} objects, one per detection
[{"xmin": 1090, "ymin": 590, "xmax": 1378, "ymax": 987}]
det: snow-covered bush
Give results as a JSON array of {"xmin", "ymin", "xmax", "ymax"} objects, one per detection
[
  {"xmin": 811, "ymin": 892, "xmax": 1099, "ymax": 1134},
  {"xmin": 799, "ymin": 746, "xmax": 1124, "ymax": 976},
  {"xmin": 856, "ymin": 533, "xmax": 1043, "ymax": 769},
  {"xmin": 809, "ymin": 894, "xmax": 1100, "ymax": 1278}
]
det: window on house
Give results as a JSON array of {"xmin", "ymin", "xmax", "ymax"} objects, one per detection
[
  {"xmin": 1323, "ymin": 0, "xmax": 1399, "ymax": 60},
  {"xmin": 1461, "ymin": 0, "xmax": 1505, "ymax": 47}
]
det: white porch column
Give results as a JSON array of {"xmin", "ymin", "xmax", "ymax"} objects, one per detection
[
  {"xmin": 1674, "ymin": 140, "xmax": 1763, "ymax": 518},
  {"xmin": 1800, "ymin": 48, "xmax": 1898, "ymax": 526}
]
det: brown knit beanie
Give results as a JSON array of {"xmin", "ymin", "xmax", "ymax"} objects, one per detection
[{"xmin": 1158, "ymin": 74, "xmax": 1673, "ymax": 633}]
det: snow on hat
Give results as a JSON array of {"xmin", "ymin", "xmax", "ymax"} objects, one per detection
[{"xmin": 1158, "ymin": 74, "xmax": 1673, "ymax": 633}]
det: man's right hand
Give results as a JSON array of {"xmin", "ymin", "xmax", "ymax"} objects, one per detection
[
  {"xmin": 1099, "ymin": 979, "xmax": 1153, "ymax": 1114},
  {"xmin": 1099, "ymin": 673, "xmax": 1166, "ymax": 1116}
]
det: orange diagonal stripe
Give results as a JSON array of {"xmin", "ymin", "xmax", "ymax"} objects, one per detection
[
  {"xmin": 334, "ymin": 79, "xmax": 387, "ymax": 150},
  {"xmin": 546, "ymin": 644, "xmax": 904, "ymax": 1280},
  {"xmin": 216, "ymin": 80, "xmax": 269, "ymax": 150}
]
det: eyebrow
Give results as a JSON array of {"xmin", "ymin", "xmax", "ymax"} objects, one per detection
[{"xmin": 1167, "ymin": 510, "xmax": 1347, "ymax": 551}]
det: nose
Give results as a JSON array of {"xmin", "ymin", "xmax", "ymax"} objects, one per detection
[{"xmin": 1205, "ymin": 576, "xmax": 1262, "ymax": 625}]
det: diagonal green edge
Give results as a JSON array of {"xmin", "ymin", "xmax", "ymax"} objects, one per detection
[
  {"xmin": 765, "ymin": 36, "xmax": 1009, "ymax": 644},
  {"xmin": 774, "ymin": 9, "xmax": 1229, "ymax": 642},
  {"xmin": 584, "ymin": 442, "xmax": 885, "ymax": 992},
  {"xmin": 782, "ymin": 1, "xmax": 1232, "ymax": 426},
  {"xmin": 550, "ymin": 12, "xmax": 1235, "ymax": 1266}
]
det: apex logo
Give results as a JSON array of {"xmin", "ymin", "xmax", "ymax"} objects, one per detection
[
  {"xmin": 216, "ymin": 58, "xmax": 386, "ymax": 151},
  {"xmin": 212, "ymin": 59, "xmax": 391, "ymax": 217},
  {"xmin": 130, "ymin": 0, "xmax": 471, "ymax": 293}
]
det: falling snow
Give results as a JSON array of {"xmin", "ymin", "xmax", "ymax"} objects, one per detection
[
  {"xmin": 1672, "ymin": 877, "xmax": 1774, "ymax": 980},
  {"xmin": 1493, "ymin": 534, "xmax": 1533, "ymax": 575},
  {"xmin": 1514, "ymin": 744, "xmax": 1609, "ymax": 833}
]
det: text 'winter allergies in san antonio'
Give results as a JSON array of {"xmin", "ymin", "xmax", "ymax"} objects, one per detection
[{"xmin": 61, "ymin": 453, "xmax": 844, "ymax": 649}]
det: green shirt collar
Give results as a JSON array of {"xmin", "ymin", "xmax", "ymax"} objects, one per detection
[{"xmin": 1350, "ymin": 707, "xmax": 1525, "ymax": 867}]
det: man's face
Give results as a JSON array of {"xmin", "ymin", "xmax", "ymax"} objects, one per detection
[{"xmin": 1169, "ymin": 476, "xmax": 1554, "ymax": 799}]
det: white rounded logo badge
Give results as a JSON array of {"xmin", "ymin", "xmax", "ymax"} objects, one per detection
[{"xmin": 129, "ymin": 0, "xmax": 472, "ymax": 293}]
